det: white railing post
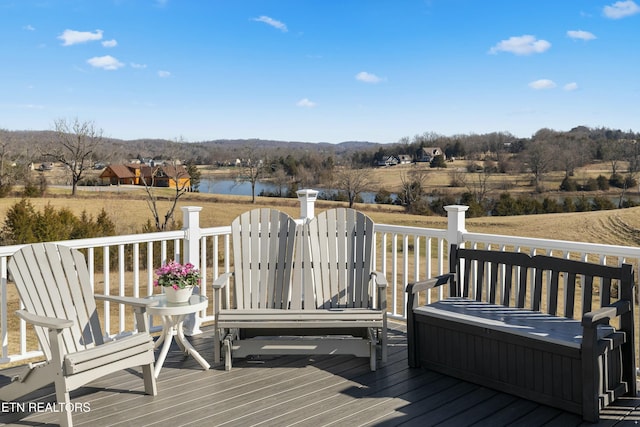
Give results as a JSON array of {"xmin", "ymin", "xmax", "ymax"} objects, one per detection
[
  {"xmin": 297, "ymin": 189, "xmax": 318, "ymax": 222},
  {"xmin": 444, "ymin": 205, "xmax": 468, "ymax": 249},
  {"xmin": 181, "ymin": 206, "xmax": 202, "ymax": 269},
  {"xmin": 181, "ymin": 206, "xmax": 203, "ymax": 335}
]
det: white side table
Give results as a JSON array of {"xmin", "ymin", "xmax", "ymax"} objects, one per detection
[{"xmin": 146, "ymin": 294, "xmax": 210, "ymax": 378}]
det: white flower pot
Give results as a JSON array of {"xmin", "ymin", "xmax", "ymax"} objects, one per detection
[{"xmin": 163, "ymin": 286, "xmax": 194, "ymax": 303}]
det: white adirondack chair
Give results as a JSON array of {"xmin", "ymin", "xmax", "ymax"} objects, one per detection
[{"xmin": 0, "ymin": 243, "xmax": 157, "ymax": 427}]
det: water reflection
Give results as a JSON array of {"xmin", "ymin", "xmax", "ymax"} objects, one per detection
[{"xmin": 198, "ymin": 178, "xmax": 377, "ymax": 203}]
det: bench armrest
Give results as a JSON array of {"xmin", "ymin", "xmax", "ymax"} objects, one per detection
[
  {"xmin": 407, "ymin": 273, "xmax": 454, "ymax": 294},
  {"xmin": 582, "ymin": 300, "xmax": 631, "ymax": 327},
  {"xmin": 15, "ymin": 310, "xmax": 74, "ymax": 330},
  {"xmin": 213, "ymin": 272, "xmax": 234, "ymax": 289},
  {"xmin": 371, "ymin": 271, "xmax": 387, "ymax": 288}
]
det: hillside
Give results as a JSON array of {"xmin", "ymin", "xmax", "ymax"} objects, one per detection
[{"xmin": 0, "ymin": 129, "xmax": 382, "ymax": 165}]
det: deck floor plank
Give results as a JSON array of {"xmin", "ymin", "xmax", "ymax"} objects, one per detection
[{"xmin": 1, "ymin": 321, "xmax": 638, "ymax": 427}]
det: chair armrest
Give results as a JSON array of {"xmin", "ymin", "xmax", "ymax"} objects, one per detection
[
  {"xmin": 371, "ymin": 271, "xmax": 388, "ymax": 288},
  {"xmin": 15, "ymin": 310, "xmax": 74, "ymax": 330},
  {"xmin": 95, "ymin": 294, "xmax": 159, "ymax": 309},
  {"xmin": 407, "ymin": 273, "xmax": 454, "ymax": 294},
  {"xmin": 582, "ymin": 300, "xmax": 631, "ymax": 327},
  {"xmin": 213, "ymin": 272, "xmax": 234, "ymax": 289}
]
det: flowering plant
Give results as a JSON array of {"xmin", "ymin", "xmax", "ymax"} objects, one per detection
[{"xmin": 154, "ymin": 260, "xmax": 201, "ymax": 290}]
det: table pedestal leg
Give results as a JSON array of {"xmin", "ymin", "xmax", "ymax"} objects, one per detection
[
  {"xmin": 153, "ymin": 314, "xmax": 210, "ymax": 378},
  {"xmin": 176, "ymin": 318, "xmax": 210, "ymax": 370},
  {"xmin": 154, "ymin": 316, "xmax": 175, "ymax": 378}
]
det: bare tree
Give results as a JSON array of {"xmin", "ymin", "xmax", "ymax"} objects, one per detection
[
  {"xmin": 398, "ymin": 169, "xmax": 428, "ymax": 213},
  {"xmin": 462, "ymin": 162, "xmax": 493, "ymax": 205},
  {"xmin": 601, "ymin": 139, "xmax": 625, "ymax": 177},
  {"xmin": 140, "ymin": 161, "xmax": 191, "ymax": 231},
  {"xmin": 45, "ymin": 118, "xmax": 103, "ymax": 196},
  {"xmin": 236, "ymin": 144, "xmax": 266, "ymax": 203},
  {"xmin": 333, "ymin": 167, "xmax": 375, "ymax": 208},
  {"xmin": 0, "ymin": 132, "xmax": 15, "ymax": 197},
  {"xmin": 525, "ymin": 140, "xmax": 554, "ymax": 191}
]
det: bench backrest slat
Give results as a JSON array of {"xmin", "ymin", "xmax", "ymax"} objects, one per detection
[{"xmin": 564, "ymin": 271, "xmax": 577, "ymax": 317}]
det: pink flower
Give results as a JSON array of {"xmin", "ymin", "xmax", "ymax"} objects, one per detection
[{"xmin": 154, "ymin": 260, "xmax": 201, "ymax": 289}]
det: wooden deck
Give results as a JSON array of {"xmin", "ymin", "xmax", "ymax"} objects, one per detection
[{"xmin": 1, "ymin": 321, "xmax": 640, "ymax": 427}]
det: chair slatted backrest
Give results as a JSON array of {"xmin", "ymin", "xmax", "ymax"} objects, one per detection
[
  {"xmin": 8, "ymin": 243, "xmax": 103, "ymax": 360},
  {"xmin": 231, "ymin": 208, "xmax": 297, "ymax": 309},
  {"xmin": 305, "ymin": 208, "xmax": 375, "ymax": 309}
]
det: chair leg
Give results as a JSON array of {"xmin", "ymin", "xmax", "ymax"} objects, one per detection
[
  {"xmin": 142, "ymin": 363, "xmax": 157, "ymax": 396},
  {"xmin": 381, "ymin": 323, "xmax": 388, "ymax": 363},
  {"xmin": 368, "ymin": 328, "xmax": 377, "ymax": 371},
  {"xmin": 55, "ymin": 379, "xmax": 73, "ymax": 427},
  {"xmin": 223, "ymin": 335, "xmax": 232, "ymax": 371},
  {"xmin": 214, "ymin": 327, "xmax": 221, "ymax": 365}
]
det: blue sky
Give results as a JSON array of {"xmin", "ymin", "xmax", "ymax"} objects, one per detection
[{"xmin": 1, "ymin": 0, "xmax": 639, "ymax": 143}]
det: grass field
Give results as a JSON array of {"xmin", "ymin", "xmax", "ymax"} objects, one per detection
[{"xmin": 2, "ymin": 181, "xmax": 640, "ymax": 247}]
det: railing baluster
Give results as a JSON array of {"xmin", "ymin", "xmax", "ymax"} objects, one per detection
[
  {"xmin": 103, "ymin": 245, "xmax": 110, "ymax": 337},
  {"xmin": 119, "ymin": 244, "xmax": 125, "ymax": 333}
]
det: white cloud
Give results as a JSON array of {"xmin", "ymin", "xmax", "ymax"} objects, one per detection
[
  {"xmin": 252, "ymin": 16, "xmax": 288, "ymax": 32},
  {"xmin": 102, "ymin": 39, "xmax": 118, "ymax": 48},
  {"xmin": 603, "ymin": 0, "xmax": 640, "ymax": 18},
  {"xmin": 296, "ymin": 98, "xmax": 316, "ymax": 108},
  {"xmin": 23, "ymin": 25, "xmax": 35, "ymax": 31},
  {"xmin": 87, "ymin": 55, "xmax": 124, "ymax": 70},
  {"xmin": 58, "ymin": 29, "xmax": 103, "ymax": 46},
  {"xmin": 355, "ymin": 71, "xmax": 384, "ymax": 83},
  {"xmin": 564, "ymin": 82, "xmax": 579, "ymax": 91},
  {"xmin": 158, "ymin": 70, "xmax": 171, "ymax": 78},
  {"xmin": 489, "ymin": 35, "xmax": 551, "ymax": 55},
  {"xmin": 529, "ymin": 79, "xmax": 556, "ymax": 90},
  {"xmin": 131, "ymin": 63, "xmax": 147, "ymax": 69},
  {"xmin": 567, "ymin": 30, "xmax": 596, "ymax": 41}
]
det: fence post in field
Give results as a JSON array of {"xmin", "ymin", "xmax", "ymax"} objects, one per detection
[
  {"xmin": 444, "ymin": 205, "xmax": 469, "ymax": 251},
  {"xmin": 181, "ymin": 205, "xmax": 203, "ymax": 335},
  {"xmin": 297, "ymin": 189, "xmax": 319, "ymax": 222}
]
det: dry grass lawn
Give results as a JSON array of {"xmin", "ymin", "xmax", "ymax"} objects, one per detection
[{"xmin": 2, "ymin": 183, "xmax": 640, "ymax": 247}]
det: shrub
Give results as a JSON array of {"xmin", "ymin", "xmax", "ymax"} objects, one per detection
[
  {"xmin": 559, "ymin": 177, "xmax": 577, "ymax": 192},
  {"xmin": 1, "ymin": 199, "xmax": 116, "ymax": 245},
  {"xmin": 591, "ymin": 196, "xmax": 616, "ymax": 211},
  {"xmin": 374, "ymin": 189, "xmax": 393, "ymax": 205},
  {"xmin": 609, "ymin": 174, "xmax": 625, "ymax": 188},
  {"xmin": 596, "ymin": 175, "xmax": 610, "ymax": 191},
  {"xmin": 582, "ymin": 178, "xmax": 599, "ymax": 192}
]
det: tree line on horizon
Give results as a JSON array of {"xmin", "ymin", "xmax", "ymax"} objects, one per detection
[{"xmin": 1, "ymin": 123, "xmax": 639, "ymax": 218}]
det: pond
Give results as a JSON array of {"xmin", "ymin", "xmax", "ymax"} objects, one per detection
[{"xmin": 198, "ymin": 178, "xmax": 378, "ymax": 203}]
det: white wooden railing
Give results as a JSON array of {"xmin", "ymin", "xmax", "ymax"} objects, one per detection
[{"xmin": 1, "ymin": 193, "xmax": 639, "ymax": 366}]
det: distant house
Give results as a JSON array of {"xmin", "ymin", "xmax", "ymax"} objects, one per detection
[
  {"xmin": 99, "ymin": 164, "xmax": 190, "ymax": 189},
  {"xmin": 376, "ymin": 156, "xmax": 399, "ymax": 167},
  {"xmin": 99, "ymin": 164, "xmax": 137, "ymax": 185},
  {"xmin": 416, "ymin": 147, "xmax": 444, "ymax": 162},
  {"xmin": 397, "ymin": 154, "xmax": 413, "ymax": 164}
]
